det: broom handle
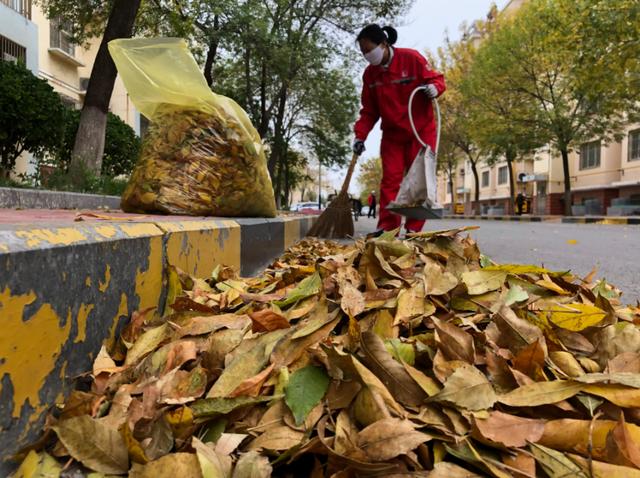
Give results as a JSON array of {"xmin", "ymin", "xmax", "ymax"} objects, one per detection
[{"xmin": 339, "ymin": 153, "xmax": 360, "ymax": 196}]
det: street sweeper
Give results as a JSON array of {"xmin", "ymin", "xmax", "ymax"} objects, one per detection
[{"xmin": 353, "ymin": 23, "xmax": 446, "ymax": 236}]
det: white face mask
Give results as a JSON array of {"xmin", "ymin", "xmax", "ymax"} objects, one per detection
[{"xmin": 364, "ymin": 45, "xmax": 385, "ymax": 66}]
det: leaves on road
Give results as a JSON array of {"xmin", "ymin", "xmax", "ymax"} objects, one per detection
[{"xmin": 19, "ymin": 230, "xmax": 640, "ymax": 477}]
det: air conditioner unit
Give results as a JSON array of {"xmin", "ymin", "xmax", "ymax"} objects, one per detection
[{"xmin": 79, "ymin": 77, "xmax": 90, "ymax": 92}]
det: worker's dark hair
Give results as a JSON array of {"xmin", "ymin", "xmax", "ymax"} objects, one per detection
[{"xmin": 356, "ymin": 24, "xmax": 398, "ymax": 46}]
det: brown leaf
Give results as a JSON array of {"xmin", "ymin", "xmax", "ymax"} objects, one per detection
[
  {"xmin": 472, "ymin": 410, "xmax": 545, "ymax": 447},
  {"xmin": 340, "ymin": 282, "xmax": 366, "ymax": 317},
  {"xmin": 606, "ymin": 413, "xmax": 640, "ymax": 467},
  {"xmin": 607, "ymin": 352, "xmax": 640, "ymax": 373},
  {"xmin": 129, "ymin": 452, "xmax": 202, "ymax": 478},
  {"xmin": 485, "ymin": 306, "xmax": 543, "ymax": 356},
  {"xmin": 430, "ymin": 364, "xmax": 497, "ymax": 411},
  {"xmin": 176, "ymin": 313, "xmax": 251, "ymax": 337},
  {"xmin": 325, "ymin": 380, "xmax": 361, "ymax": 410},
  {"xmin": 247, "ymin": 425, "xmax": 305, "ymax": 451},
  {"xmin": 157, "ymin": 366, "xmax": 207, "ymax": 405},
  {"xmin": 502, "ymin": 450, "xmax": 536, "ymax": 478},
  {"xmin": 511, "ymin": 339, "xmax": 547, "ymax": 379},
  {"xmin": 432, "ymin": 317, "xmax": 475, "ymax": 364},
  {"xmin": 249, "ymin": 309, "xmax": 290, "ymax": 332},
  {"xmin": 357, "ymin": 418, "xmax": 431, "ymax": 461},
  {"xmin": 52, "ymin": 415, "xmax": 129, "ymax": 474},
  {"xmin": 485, "ymin": 349, "xmax": 518, "ymax": 393},
  {"xmin": 229, "ymin": 364, "xmax": 275, "ymax": 398},
  {"xmin": 539, "ymin": 418, "xmax": 640, "ymax": 461},
  {"xmin": 423, "ymin": 259, "xmax": 459, "ymax": 296},
  {"xmin": 360, "ymin": 331, "xmax": 427, "ymax": 407}
]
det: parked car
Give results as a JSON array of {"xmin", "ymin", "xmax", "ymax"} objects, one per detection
[{"xmin": 291, "ymin": 202, "xmax": 324, "ymax": 214}]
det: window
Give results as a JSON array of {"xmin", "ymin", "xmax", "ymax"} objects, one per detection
[
  {"xmin": 580, "ymin": 141, "xmax": 601, "ymax": 170},
  {"xmin": 498, "ymin": 166, "xmax": 508, "ymax": 185},
  {"xmin": 482, "ymin": 171, "xmax": 490, "ymax": 188},
  {"xmin": 0, "ymin": 34, "xmax": 26, "ymax": 64},
  {"xmin": 629, "ymin": 130, "xmax": 640, "ymax": 162},
  {"xmin": 50, "ymin": 18, "xmax": 75, "ymax": 57},
  {"xmin": 1, "ymin": 0, "xmax": 31, "ymax": 18}
]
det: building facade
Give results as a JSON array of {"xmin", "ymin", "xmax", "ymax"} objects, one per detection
[
  {"xmin": 0, "ymin": 0, "xmax": 140, "ymax": 177},
  {"xmin": 438, "ymin": 0, "xmax": 640, "ymax": 216}
]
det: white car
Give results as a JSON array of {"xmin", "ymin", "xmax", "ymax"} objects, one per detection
[{"xmin": 292, "ymin": 202, "xmax": 323, "ymax": 212}]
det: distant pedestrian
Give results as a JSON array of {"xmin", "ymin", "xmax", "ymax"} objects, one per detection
[
  {"xmin": 354, "ymin": 198, "xmax": 363, "ymax": 216},
  {"xmin": 516, "ymin": 193, "xmax": 525, "ymax": 215},
  {"xmin": 368, "ymin": 191, "xmax": 377, "ymax": 218}
]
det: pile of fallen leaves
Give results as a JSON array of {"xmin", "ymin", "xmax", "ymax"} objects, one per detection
[{"xmin": 15, "ymin": 227, "xmax": 640, "ymax": 478}]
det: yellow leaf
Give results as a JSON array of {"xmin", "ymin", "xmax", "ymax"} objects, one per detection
[
  {"xmin": 543, "ymin": 302, "xmax": 607, "ymax": 331},
  {"xmin": 498, "ymin": 381, "xmax": 584, "ymax": 407},
  {"xmin": 583, "ymin": 384, "xmax": 640, "ymax": 408},
  {"xmin": 462, "ymin": 270, "xmax": 507, "ymax": 295}
]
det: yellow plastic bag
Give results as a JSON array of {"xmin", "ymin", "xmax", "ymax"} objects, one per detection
[{"xmin": 108, "ymin": 38, "xmax": 276, "ymax": 217}]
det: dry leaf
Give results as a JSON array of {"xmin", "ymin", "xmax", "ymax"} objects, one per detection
[
  {"xmin": 357, "ymin": 418, "xmax": 431, "ymax": 461},
  {"xmin": 430, "ymin": 364, "xmax": 497, "ymax": 411},
  {"xmin": 472, "ymin": 410, "xmax": 545, "ymax": 447}
]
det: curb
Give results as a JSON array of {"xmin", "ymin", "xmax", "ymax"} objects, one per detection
[
  {"xmin": 443, "ymin": 215, "xmax": 640, "ymax": 225},
  {"xmin": 0, "ymin": 187, "xmax": 121, "ymax": 210},
  {"xmin": 0, "ymin": 213, "xmax": 315, "ymax": 466}
]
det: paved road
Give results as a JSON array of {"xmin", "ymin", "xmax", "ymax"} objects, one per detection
[{"xmin": 354, "ymin": 216, "xmax": 640, "ymax": 303}]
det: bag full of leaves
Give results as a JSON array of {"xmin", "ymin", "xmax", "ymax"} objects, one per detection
[
  {"xmin": 14, "ymin": 228, "xmax": 640, "ymax": 477},
  {"xmin": 108, "ymin": 38, "xmax": 276, "ymax": 217}
]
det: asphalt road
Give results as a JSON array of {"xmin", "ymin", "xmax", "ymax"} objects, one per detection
[{"xmin": 354, "ymin": 216, "xmax": 640, "ymax": 304}]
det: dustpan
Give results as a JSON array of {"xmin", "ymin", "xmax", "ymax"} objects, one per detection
[{"xmin": 386, "ymin": 86, "xmax": 443, "ymax": 220}]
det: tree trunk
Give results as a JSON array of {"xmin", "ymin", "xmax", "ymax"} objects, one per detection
[
  {"xmin": 268, "ymin": 86, "xmax": 288, "ymax": 178},
  {"xmin": 258, "ymin": 61, "xmax": 269, "ymax": 137},
  {"xmin": 506, "ymin": 150, "xmax": 516, "ymax": 215},
  {"xmin": 470, "ymin": 159, "xmax": 480, "ymax": 215},
  {"xmin": 561, "ymin": 147, "xmax": 572, "ymax": 216},
  {"xmin": 203, "ymin": 16, "xmax": 220, "ymax": 87},
  {"xmin": 448, "ymin": 173, "xmax": 455, "ymax": 209},
  {"xmin": 69, "ymin": 0, "xmax": 141, "ymax": 181}
]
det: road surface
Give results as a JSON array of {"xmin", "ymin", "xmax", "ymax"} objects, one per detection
[{"xmin": 353, "ymin": 216, "xmax": 640, "ymax": 303}]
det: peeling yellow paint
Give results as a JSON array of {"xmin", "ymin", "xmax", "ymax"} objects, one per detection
[
  {"xmin": 164, "ymin": 225, "xmax": 241, "ymax": 278},
  {"xmin": 0, "ymin": 289, "xmax": 71, "ymax": 418},
  {"xmin": 120, "ymin": 223, "xmax": 162, "ymax": 238},
  {"xmin": 15, "ymin": 228, "xmax": 88, "ymax": 248},
  {"xmin": 135, "ymin": 236, "xmax": 164, "ymax": 311},
  {"xmin": 283, "ymin": 218, "xmax": 301, "ymax": 249},
  {"xmin": 74, "ymin": 303, "xmax": 95, "ymax": 343},
  {"xmin": 98, "ymin": 265, "xmax": 111, "ymax": 293},
  {"xmin": 94, "ymin": 225, "xmax": 117, "ymax": 239},
  {"xmin": 85, "ymin": 276, "xmax": 92, "ymax": 287}
]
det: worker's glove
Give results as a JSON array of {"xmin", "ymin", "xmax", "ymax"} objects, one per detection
[
  {"xmin": 353, "ymin": 139, "xmax": 366, "ymax": 156},
  {"xmin": 423, "ymin": 84, "xmax": 438, "ymax": 99}
]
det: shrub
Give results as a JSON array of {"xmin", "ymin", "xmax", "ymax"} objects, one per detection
[{"xmin": 0, "ymin": 61, "xmax": 66, "ymax": 178}]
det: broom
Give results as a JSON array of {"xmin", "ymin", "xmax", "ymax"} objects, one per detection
[{"xmin": 307, "ymin": 153, "xmax": 359, "ymax": 238}]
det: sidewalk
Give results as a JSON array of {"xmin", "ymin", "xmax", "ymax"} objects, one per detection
[{"xmin": 442, "ymin": 214, "xmax": 640, "ymax": 225}]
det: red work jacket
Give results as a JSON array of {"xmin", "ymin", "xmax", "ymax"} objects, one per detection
[{"xmin": 354, "ymin": 47, "xmax": 446, "ymax": 148}]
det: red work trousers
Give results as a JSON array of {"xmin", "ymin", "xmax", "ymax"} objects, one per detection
[{"xmin": 378, "ymin": 135, "xmax": 425, "ymax": 233}]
